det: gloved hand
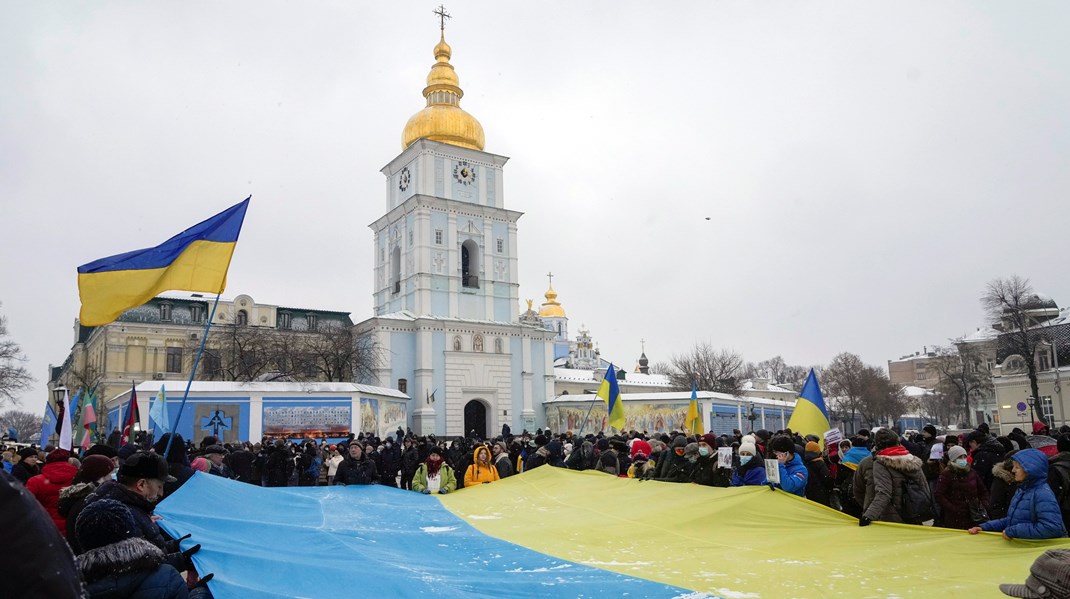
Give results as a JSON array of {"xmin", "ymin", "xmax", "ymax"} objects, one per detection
[
  {"xmin": 182, "ymin": 543, "xmax": 202, "ymax": 569},
  {"xmin": 167, "ymin": 533, "xmax": 192, "ymax": 553},
  {"xmin": 193, "ymin": 573, "xmax": 214, "ymax": 588},
  {"xmin": 422, "ymin": 489, "xmax": 431, "ymax": 494},
  {"xmin": 859, "ymin": 516, "xmax": 872, "ymax": 527},
  {"xmin": 439, "ymin": 489, "xmax": 449, "ymax": 494},
  {"xmin": 767, "ymin": 482, "xmax": 776, "ymax": 491}
]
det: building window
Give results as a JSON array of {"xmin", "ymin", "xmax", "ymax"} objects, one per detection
[
  {"xmin": 391, "ymin": 246, "xmax": 401, "ymax": 294},
  {"xmin": 203, "ymin": 351, "xmax": 222, "ymax": 379},
  {"xmin": 159, "ymin": 303, "xmax": 172, "ymax": 322},
  {"xmin": 398, "ymin": 378, "xmax": 407, "ymax": 393},
  {"xmin": 236, "ymin": 309, "xmax": 248, "ymax": 326},
  {"xmin": 435, "ymin": 229, "xmax": 443, "ymax": 245},
  {"xmin": 190, "ymin": 304, "xmax": 204, "ymax": 323},
  {"xmin": 307, "ymin": 314, "xmax": 318, "ymax": 331},
  {"xmin": 461, "ymin": 239, "xmax": 479, "ymax": 288},
  {"xmin": 408, "ymin": 230, "xmax": 413, "ymax": 246},
  {"xmin": 1041, "ymin": 396, "xmax": 1054, "ymax": 427},
  {"xmin": 279, "ymin": 312, "xmax": 291, "ymax": 330},
  {"xmin": 165, "ymin": 347, "xmax": 183, "ymax": 373},
  {"xmin": 496, "ymin": 238, "xmax": 504, "ymax": 253},
  {"xmin": 1039, "ymin": 351, "xmax": 1052, "ymax": 371}
]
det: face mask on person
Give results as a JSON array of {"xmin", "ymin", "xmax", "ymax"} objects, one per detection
[
  {"xmin": 698, "ymin": 447, "xmax": 710, "ymax": 457},
  {"xmin": 739, "ymin": 455, "xmax": 753, "ymax": 465},
  {"xmin": 686, "ymin": 455, "xmax": 698, "ymax": 463},
  {"xmin": 674, "ymin": 448, "xmax": 686, "ymax": 456},
  {"xmin": 954, "ymin": 458, "xmax": 968, "ymax": 468}
]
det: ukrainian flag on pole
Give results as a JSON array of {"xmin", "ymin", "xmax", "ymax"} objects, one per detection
[
  {"xmin": 786, "ymin": 369, "xmax": 831, "ymax": 441},
  {"xmin": 597, "ymin": 363, "xmax": 625, "ymax": 431},
  {"xmin": 684, "ymin": 382, "xmax": 702, "ymax": 435},
  {"xmin": 77, "ymin": 198, "xmax": 250, "ymax": 327}
]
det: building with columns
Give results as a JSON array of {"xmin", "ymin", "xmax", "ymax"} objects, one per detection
[{"xmin": 353, "ymin": 30, "xmax": 556, "ymax": 437}]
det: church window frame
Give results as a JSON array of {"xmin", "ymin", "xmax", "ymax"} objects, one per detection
[
  {"xmin": 496, "ymin": 238, "xmax": 504, "ymax": 253},
  {"xmin": 398, "ymin": 378, "xmax": 408, "ymax": 394},
  {"xmin": 461, "ymin": 239, "xmax": 479, "ymax": 288},
  {"xmin": 236, "ymin": 309, "xmax": 248, "ymax": 326},
  {"xmin": 435, "ymin": 229, "xmax": 443, "ymax": 245},
  {"xmin": 391, "ymin": 245, "xmax": 402, "ymax": 294}
]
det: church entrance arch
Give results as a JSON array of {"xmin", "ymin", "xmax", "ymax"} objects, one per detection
[{"xmin": 463, "ymin": 399, "xmax": 488, "ymax": 439}]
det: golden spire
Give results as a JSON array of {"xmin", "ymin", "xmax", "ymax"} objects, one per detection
[
  {"xmin": 401, "ymin": 7, "xmax": 485, "ymax": 151},
  {"xmin": 538, "ymin": 272, "xmax": 566, "ymax": 318}
]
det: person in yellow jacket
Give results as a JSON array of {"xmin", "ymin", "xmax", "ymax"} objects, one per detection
[{"xmin": 464, "ymin": 445, "xmax": 500, "ymax": 487}]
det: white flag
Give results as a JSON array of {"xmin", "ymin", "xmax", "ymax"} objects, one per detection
[{"xmin": 58, "ymin": 389, "xmax": 73, "ymax": 450}]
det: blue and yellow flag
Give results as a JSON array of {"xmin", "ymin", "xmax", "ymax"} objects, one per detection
[
  {"xmin": 785, "ymin": 369, "xmax": 830, "ymax": 441},
  {"xmin": 77, "ymin": 198, "xmax": 250, "ymax": 326},
  {"xmin": 685, "ymin": 382, "xmax": 702, "ymax": 435},
  {"xmin": 597, "ymin": 363, "xmax": 625, "ymax": 431}
]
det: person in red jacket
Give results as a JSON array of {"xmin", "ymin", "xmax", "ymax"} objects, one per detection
[{"xmin": 25, "ymin": 448, "xmax": 78, "ymax": 536}]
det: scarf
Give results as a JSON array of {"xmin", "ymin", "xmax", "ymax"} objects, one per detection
[
  {"xmin": 876, "ymin": 446, "xmax": 910, "ymax": 457},
  {"xmin": 426, "ymin": 456, "xmax": 443, "ymax": 477}
]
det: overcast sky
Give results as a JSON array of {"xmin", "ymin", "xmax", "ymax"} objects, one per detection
[{"xmin": 3, "ymin": 2, "xmax": 1069, "ymax": 415}]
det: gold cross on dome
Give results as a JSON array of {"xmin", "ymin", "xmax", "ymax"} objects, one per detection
[
  {"xmin": 546, "ymin": 271, "xmax": 554, "ymax": 287},
  {"xmin": 433, "ymin": 5, "xmax": 451, "ymax": 31}
]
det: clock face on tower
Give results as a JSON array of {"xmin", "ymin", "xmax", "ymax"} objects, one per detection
[
  {"xmin": 398, "ymin": 167, "xmax": 411, "ymax": 191},
  {"xmin": 453, "ymin": 161, "xmax": 476, "ymax": 185}
]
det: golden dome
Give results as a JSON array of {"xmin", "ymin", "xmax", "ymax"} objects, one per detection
[
  {"xmin": 402, "ymin": 33, "xmax": 485, "ymax": 151},
  {"xmin": 539, "ymin": 285, "xmax": 566, "ymax": 318}
]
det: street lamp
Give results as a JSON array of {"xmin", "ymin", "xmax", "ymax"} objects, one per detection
[{"xmin": 50, "ymin": 386, "xmax": 67, "ymax": 446}]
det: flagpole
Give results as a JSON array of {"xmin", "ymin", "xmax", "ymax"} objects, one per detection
[
  {"xmin": 164, "ymin": 292, "xmax": 222, "ymax": 458},
  {"xmin": 576, "ymin": 397, "xmax": 598, "ymax": 437}
]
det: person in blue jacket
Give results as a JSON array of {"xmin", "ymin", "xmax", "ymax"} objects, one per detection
[
  {"xmin": 730, "ymin": 440, "xmax": 767, "ymax": 487},
  {"xmin": 770, "ymin": 435, "xmax": 808, "ymax": 497},
  {"xmin": 969, "ymin": 448, "xmax": 1068, "ymax": 540}
]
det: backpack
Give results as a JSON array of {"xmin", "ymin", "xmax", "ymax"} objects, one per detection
[{"xmin": 899, "ymin": 475, "xmax": 935, "ymax": 525}]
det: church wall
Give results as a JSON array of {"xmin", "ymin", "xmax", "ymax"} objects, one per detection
[
  {"xmin": 434, "ymin": 156, "xmax": 445, "ymax": 197},
  {"xmin": 485, "ymin": 168, "xmax": 497, "ymax": 208},
  {"xmin": 431, "ymin": 331, "xmax": 447, "ymax": 434},
  {"xmin": 494, "ymin": 298, "xmax": 513, "ymax": 323},
  {"xmin": 531, "ymin": 339, "xmax": 548, "ymax": 429},
  {"xmin": 510, "ymin": 337, "xmax": 524, "ymax": 431},
  {"xmin": 431, "ymin": 290, "xmax": 450, "ymax": 315},
  {"xmin": 389, "ymin": 330, "xmax": 417, "ymax": 392}
]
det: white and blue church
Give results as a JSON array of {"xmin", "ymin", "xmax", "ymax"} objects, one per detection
[{"xmin": 354, "ymin": 31, "xmax": 557, "ymax": 437}]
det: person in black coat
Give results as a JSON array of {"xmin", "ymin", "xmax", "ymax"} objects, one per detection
[
  {"xmin": 153, "ymin": 433, "xmax": 196, "ymax": 499},
  {"xmin": 76, "ymin": 498, "xmax": 213, "ymax": 599},
  {"xmin": 264, "ymin": 440, "xmax": 294, "ymax": 487},
  {"xmin": 226, "ymin": 444, "xmax": 256, "ymax": 484},
  {"xmin": 11, "ymin": 447, "xmax": 40, "ymax": 484},
  {"xmin": 0, "ymin": 470, "xmax": 84, "ymax": 599},
  {"xmin": 803, "ymin": 442, "xmax": 834, "ymax": 507},
  {"xmin": 379, "ymin": 438, "xmax": 402, "ymax": 488},
  {"xmin": 967, "ymin": 431, "xmax": 1006, "ymax": 489},
  {"xmin": 400, "ymin": 438, "xmax": 421, "ymax": 490},
  {"xmin": 333, "ymin": 444, "xmax": 379, "ymax": 485}
]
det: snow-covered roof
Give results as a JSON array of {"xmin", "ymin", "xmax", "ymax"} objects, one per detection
[
  {"xmin": 110, "ymin": 381, "xmax": 409, "ymax": 404},
  {"xmin": 553, "ymin": 367, "xmax": 671, "ymax": 387},
  {"xmin": 901, "ymin": 385, "xmax": 934, "ymax": 397},
  {"xmin": 367, "ymin": 310, "xmax": 547, "ymax": 331},
  {"xmin": 546, "ymin": 391, "xmax": 795, "ymax": 408},
  {"xmin": 740, "ymin": 380, "xmax": 794, "ymax": 393},
  {"xmin": 958, "ymin": 327, "xmax": 999, "ymax": 343}
]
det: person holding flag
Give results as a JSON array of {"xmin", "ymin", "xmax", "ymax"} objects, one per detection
[{"xmin": 597, "ymin": 363, "xmax": 625, "ymax": 432}]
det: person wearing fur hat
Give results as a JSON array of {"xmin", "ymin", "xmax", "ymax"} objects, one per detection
[
  {"xmin": 464, "ymin": 445, "xmax": 501, "ymax": 487},
  {"xmin": 989, "ymin": 453, "xmax": 1021, "ymax": 521},
  {"xmin": 857, "ymin": 428, "xmax": 929, "ymax": 526},
  {"xmin": 25, "ymin": 448, "xmax": 79, "ymax": 536},
  {"xmin": 411, "ymin": 446, "xmax": 456, "ymax": 494},
  {"xmin": 768, "ymin": 435, "xmax": 808, "ymax": 497},
  {"xmin": 731, "ymin": 440, "xmax": 767, "ymax": 487},
  {"xmin": 969, "ymin": 448, "xmax": 1068, "ymax": 540},
  {"xmin": 803, "ymin": 441, "xmax": 833, "ymax": 506},
  {"xmin": 76, "ymin": 498, "xmax": 213, "ymax": 599},
  {"xmin": 11, "ymin": 446, "xmax": 41, "ymax": 484},
  {"xmin": 58, "ymin": 454, "xmax": 116, "ymax": 554},
  {"xmin": 935, "ymin": 445, "xmax": 990, "ymax": 530}
]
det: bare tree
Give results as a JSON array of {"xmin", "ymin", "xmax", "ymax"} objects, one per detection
[
  {"xmin": 647, "ymin": 361, "xmax": 674, "ymax": 376},
  {"xmin": 742, "ymin": 355, "xmax": 811, "ymax": 390},
  {"xmin": 916, "ymin": 389, "xmax": 957, "ymax": 429},
  {"xmin": 929, "ymin": 344, "xmax": 993, "ymax": 425},
  {"xmin": 0, "ymin": 304, "xmax": 33, "ymax": 408},
  {"xmin": 0, "ymin": 410, "xmax": 42, "ymax": 442},
  {"xmin": 982, "ymin": 276, "xmax": 1044, "ymax": 420},
  {"xmin": 823, "ymin": 352, "xmax": 868, "ymax": 425},
  {"xmin": 667, "ymin": 343, "xmax": 745, "ymax": 395},
  {"xmin": 860, "ymin": 366, "xmax": 908, "ymax": 425}
]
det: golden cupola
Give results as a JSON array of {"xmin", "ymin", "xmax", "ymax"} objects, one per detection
[
  {"xmin": 538, "ymin": 284, "xmax": 566, "ymax": 318},
  {"xmin": 401, "ymin": 33, "xmax": 485, "ymax": 151}
]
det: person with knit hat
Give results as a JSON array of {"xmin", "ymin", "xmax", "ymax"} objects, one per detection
[
  {"xmin": 768, "ymin": 435, "xmax": 808, "ymax": 497},
  {"xmin": 857, "ymin": 428, "xmax": 930, "ymax": 526},
  {"xmin": 332, "ymin": 442, "xmax": 379, "ymax": 486},
  {"xmin": 731, "ymin": 439, "xmax": 767, "ymax": 487},
  {"xmin": 75, "ymin": 498, "xmax": 213, "ymax": 599},
  {"xmin": 11, "ymin": 446, "xmax": 41, "ymax": 484},
  {"xmin": 58, "ymin": 454, "xmax": 116, "ymax": 553},
  {"xmin": 803, "ymin": 441, "xmax": 833, "ymax": 506},
  {"xmin": 935, "ymin": 444, "xmax": 989, "ymax": 530},
  {"xmin": 969, "ymin": 448, "xmax": 1068, "ymax": 540},
  {"xmin": 411, "ymin": 446, "xmax": 456, "ymax": 494},
  {"xmin": 464, "ymin": 445, "xmax": 501, "ymax": 487},
  {"xmin": 25, "ymin": 448, "xmax": 79, "ymax": 536},
  {"xmin": 627, "ymin": 439, "xmax": 657, "ymax": 479}
]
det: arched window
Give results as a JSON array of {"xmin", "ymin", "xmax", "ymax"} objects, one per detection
[
  {"xmin": 236, "ymin": 309, "xmax": 248, "ymax": 326},
  {"xmin": 391, "ymin": 246, "xmax": 401, "ymax": 294},
  {"xmin": 398, "ymin": 378, "xmax": 407, "ymax": 393},
  {"xmin": 461, "ymin": 239, "xmax": 479, "ymax": 288}
]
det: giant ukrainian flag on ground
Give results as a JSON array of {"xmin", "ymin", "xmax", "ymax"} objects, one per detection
[
  {"xmin": 77, "ymin": 198, "xmax": 250, "ymax": 326},
  {"xmin": 786, "ymin": 368, "xmax": 831, "ymax": 440}
]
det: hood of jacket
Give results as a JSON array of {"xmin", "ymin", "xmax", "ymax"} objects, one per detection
[
  {"xmin": 76, "ymin": 537, "xmax": 163, "ymax": 584},
  {"xmin": 472, "ymin": 446, "xmax": 492, "ymax": 464},
  {"xmin": 40, "ymin": 460, "xmax": 78, "ymax": 486},
  {"xmin": 59, "ymin": 481, "xmax": 97, "ymax": 503},
  {"xmin": 1012, "ymin": 448, "xmax": 1050, "ymax": 487},
  {"xmin": 976, "ymin": 437, "xmax": 1007, "ymax": 457},
  {"xmin": 874, "ymin": 448, "xmax": 923, "ymax": 474},
  {"xmin": 991, "ymin": 454, "xmax": 1017, "ymax": 483}
]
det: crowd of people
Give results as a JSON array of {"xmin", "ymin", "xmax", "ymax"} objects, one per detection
[{"xmin": 5, "ymin": 418, "xmax": 1070, "ymax": 598}]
